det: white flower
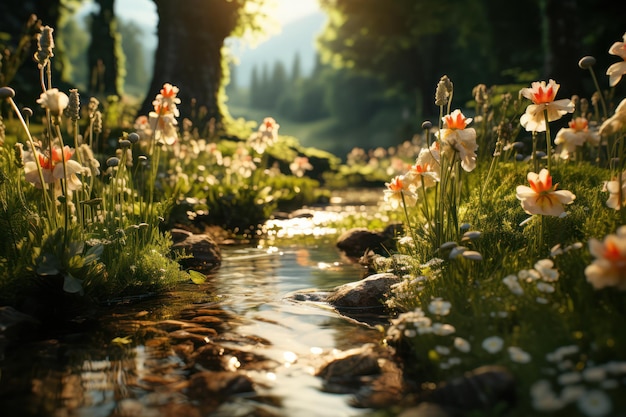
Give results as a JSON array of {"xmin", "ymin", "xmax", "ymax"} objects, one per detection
[
  {"xmin": 37, "ymin": 88, "xmax": 69, "ymax": 116},
  {"xmin": 507, "ymin": 346, "xmax": 531, "ymax": 363},
  {"xmin": 516, "ymin": 169, "xmax": 576, "ymax": 217},
  {"xmin": 453, "ymin": 337, "xmax": 471, "ymax": 353},
  {"xmin": 558, "ymin": 371, "xmax": 582, "ymax": 385},
  {"xmin": 560, "ymin": 385, "xmax": 586, "ymax": 404},
  {"xmin": 432, "ymin": 323, "xmax": 455, "ymax": 336},
  {"xmin": 384, "ymin": 175, "xmax": 417, "ymax": 209},
  {"xmin": 482, "ymin": 336, "xmax": 504, "ymax": 354},
  {"xmin": 428, "ymin": 298, "xmax": 451, "ymax": 316},
  {"xmin": 435, "ymin": 345, "xmax": 450, "ymax": 355},
  {"xmin": 519, "ymin": 79, "xmax": 575, "ymax": 132},
  {"xmin": 435, "ymin": 109, "xmax": 478, "ymax": 172},
  {"xmin": 585, "ymin": 226, "xmax": 626, "ymax": 290},
  {"xmin": 577, "ymin": 389, "xmax": 612, "ymax": 417},
  {"xmin": 536, "ymin": 282, "xmax": 555, "ymax": 293},
  {"xmin": 583, "ymin": 367, "xmax": 607, "ymax": 383},
  {"xmin": 534, "ymin": 259, "xmax": 560, "ymax": 282},
  {"xmin": 503, "ymin": 274, "xmax": 524, "ymax": 295},
  {"xmin": 607, "ymin": 32, "xmax": 626, "ymax": 87}
]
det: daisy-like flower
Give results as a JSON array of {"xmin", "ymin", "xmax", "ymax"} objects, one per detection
[
  {"xmin": 24, "ymin": 145, "xmax": 85, "ymax": 190},
  {"xmin": 585, "ymin": 226, "xmax": 626, "ymax": 290},
  {"xmin": 508, "ymin": 346, "xmax": 532, "ymax": 364},
  {"xmin": 534, "ymin": 259, "xmax": 559, "ymax": 282},
  {"xmin": 603, "ymin": 171, "xmax": 626, "ymax": 210},
  {"xmin": 428, "ymin": 298, "xmax": 451, "ymax": 316},
  {"xmin": 503, "ymin": 274, "xmax": 524, "ymax": 295},
  {"xmin": 554, "ymin": 117, "xmax": 600, "ymax": 160},
  {"xmin": 577, "ymin": 389, "xmax": 612, "ymax": 417},
  {"xmin": 453, "ymin": 337, "xmax": 471, "ymax": 353},
  {"xmin": 482, "ymin": 336, "xmax": 504, "ymax": 354},
  {"xmin": 384, "ymin": 175, "xmax": 417, "ymax": 209},
  {"xmin": 516, "ymin": 169, "xmax": 576, "ymax": 216},
  {"xmin": 607, "ymin": 32, "xmax": 626, "ymax": 87},
  {"xmin": 37, "ymin": 88, "xmax": 69, "ymax": 117},
  {"xmin": 519, "ymin": 79, "xmax": 575, "ymax": 132},
  {"xmin": 435, "ymin": 109, "xmax": 478, "ymax": 172}
]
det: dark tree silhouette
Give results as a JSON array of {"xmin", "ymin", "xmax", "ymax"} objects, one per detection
[
  {"xmin": 141, "ymin": 0, "xmax": 265, "ymax": 131},
  {"xmin": 88, "ymin": 0, "xmax": 124, "ymax": 97}
]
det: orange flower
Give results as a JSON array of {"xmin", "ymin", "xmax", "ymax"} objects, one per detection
[
  {"xmin": 585, "ymin": 226, "xmax": 626, "ymax": 290},
  {"xmin": 519, "ymin": 80, "xmax": 574, "ymax": 132},
  {"xmin": 515, "ymin": 169, "xmax": 575, "ymax": 216}
]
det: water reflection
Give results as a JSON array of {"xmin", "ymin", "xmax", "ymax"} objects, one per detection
[{"xmin": 0, "ymin": 194, "xmax": 388, "ymax": 417}]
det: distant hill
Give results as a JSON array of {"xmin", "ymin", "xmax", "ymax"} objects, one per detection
[{"xmin": 227, "ymin": 11, "xmax": 327, "ymax": 88}]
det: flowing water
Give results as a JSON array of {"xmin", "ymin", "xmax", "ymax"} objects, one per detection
[{"xmin": 0, "ymin": 190, "xmax": 393, "ymax": 417}]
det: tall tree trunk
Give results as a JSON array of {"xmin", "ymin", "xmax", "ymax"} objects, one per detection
[
  {"xmin": 88, "ymin": 0, "xmax": 123, "ymax": 97},
  {"xmin": 141, "ymin": 0, "xmax": 240, "ymax": 130}
]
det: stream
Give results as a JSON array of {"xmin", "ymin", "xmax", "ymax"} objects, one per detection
[{"xmin": 0, "ymin": 190, "xmax": 394, "ymax": 417}]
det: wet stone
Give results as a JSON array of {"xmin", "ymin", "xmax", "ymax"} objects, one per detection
[
  {"xmin": 325, "ymin": 273, "xmax": 401, "ymax": 312},
  {"xmin": 171, "ymin": 233, "xmax": 222, "ymax": 273}
]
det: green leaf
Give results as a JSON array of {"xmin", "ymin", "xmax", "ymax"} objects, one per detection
[
  {"xmin": 188, "ymin": 270, "xmax": 206, "ymax": 284},
  {"xmin": 37, "ymin": 253, "xmax": 60, "ymax": 276},
  {"xmin": 84, "ymin": 244, "xmax": 104, "ymax": 264},
  {"xmin": 63, "ymin": 273, "xmax": 84, "ymax": 294}
]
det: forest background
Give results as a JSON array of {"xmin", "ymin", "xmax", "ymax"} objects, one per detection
[{"xmin": 1, "ymin": 0, "xmax": 625, "ymax": 157}]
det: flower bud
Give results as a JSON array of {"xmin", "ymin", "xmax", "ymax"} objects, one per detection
[
  {"xmin": 578, "ymin": 56, "xmax": 596, "ymax": 70},
  {"xmin": 422, "ymin": 120, "xmax": 433, "ymax": 130},
  {"xmin": 127, "ymin": 132, "xmax": 140, "ymax": 144},
  {"xmin": 21, "ymin": 107, "xmax": 33, "ymax": 118},
  {"xmin": 106, "ymin": 157, "xmax": 120, "ymax": 167},
  {"xmin": 118, "ymin": 139, "xmax": 131, "ymax": 149},
  {"xmin": 0, "ymin": 87, "xmax": 16, "ymax": 99},
  {"xmin": 67, "ymin": 89, "xmax": 80, "ymax": 122}
]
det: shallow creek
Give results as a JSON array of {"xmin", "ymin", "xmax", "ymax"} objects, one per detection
[{"xmin": 0, "ymin": 190, "xmax": 394, "ymax": 417}]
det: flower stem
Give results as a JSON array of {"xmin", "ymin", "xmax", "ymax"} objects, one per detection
[
  {"xmin": 544, "ymin": 109, "xmax": 552, "ymax": 172},
  {"xmin": 587, "ymin": 67, "xmax": 608, "ymax": 120}
]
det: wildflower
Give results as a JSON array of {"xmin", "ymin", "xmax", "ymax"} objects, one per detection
[
  {"xmin": 603, "ymin": 171, "xmax": 626, "ymax": 210},
  {"xmin": 519, "ymin": 79, "xmax": 575, "ymax": 132},
  {"xmin": 435, "ymin": 345, "xmax": 450, "ymax": 355},
  {"xmin": 428, "ymin": 298, "xmax": 451, "ymax": 316},
  {"xmin": 436, "ymin": 109, "xmax": 478, "ymax": 172},
  {"xmin": 248, "ymin": 117, "xmax": 280, "ymax": 154},
  {"xmin": 577, "ymin": 389, "xmax": 612, "ymax": 417},
  {"xmin": 534, "ymin": 259, "xmax": 559, "ymax": 282},
  {"xmin": 516, "ymin": 169, "xmax": 576, "ymax": 216},
  {"xmin": 34, "ymin": 25, "xmax": 55, "ymax": 68},
  {"xmin": 462, "ymin": 250, "xmax": 483, "ymax": 261},
  {"xmin": 435, "ymin": 75, "xmax": 453, "ymax": 106},
  {"xmin": 558, "ymin": 371, "xmax": 583, "ymax": 385},
  {"xmin": 585, "ymin": 226, "xmax": 626, "ymax": 290},
  {"xmin": 37, "ymin": 88, "xmax": 69, "ymax": 117},
  {"xmin": 607, "ymin": 32, "xmax": 626, "ymax": 87},
  {"xmin": 554, "ymin": 117, "xmax": 600, "ymax": 160},
  {"xmin": 503, "ymin": 274, "xmax": 524, "ymax": 295},
  {"xmin": 482, "ymin": 336, "xmax": 504, "ymax": 354},
  {"xmin": 531, "ymin": 380, "xmax": 564, "ymax": 412},
  {"xmin": 149, "ymin": 83, "xmax": 181, "ymax": 145},
  {"xmin": 536, "ymin": 282, "xmax": 555, "ymax": 293},
  {"xmin": 508, "ymin": 346, "xmax": 532, "ymax": 364},
  {"xmin": 24, "ymin": 145, "xmax": 84, "ymax": 190},
  {"xmin": 599, "ymin": 98, "xmax": 626, "ymax": 136},
  {"xmin": 431, "ymin": 323, "xmax": 455, "ymax": 336},
  {"xmin": 453, "ymin": 337, "xmax": 471, "ymax": 353},
  {"xmin": 66, "ymin": 89, "xmax": 80, "ymax": 122},
  {"xmin": 405, "ymin": 150, "xmax": 439, "ymax": 189},
  {"xmin": 289, "ymin": 156, "xmax": 313, "ymax": 177},
  {"xmin": 384, "ymin": 175, "xmax": 417, "ymax": 209}
]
